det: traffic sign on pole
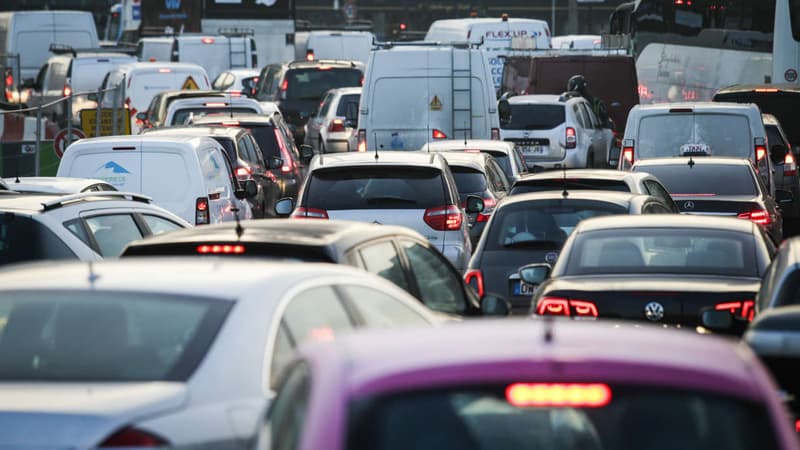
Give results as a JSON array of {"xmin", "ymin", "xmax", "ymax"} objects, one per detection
[{"xmin": 54, "ymin": 128, "xmax": 86, "ymax": 158}]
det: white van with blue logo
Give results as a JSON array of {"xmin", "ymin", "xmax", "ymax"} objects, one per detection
[
  {"xmin": 57, "ymin": 135, "xmax": 253, "ymax": 225},
  {"xmin": 425, "ymin": 16, "xmax": 551, "ymax": 90}
]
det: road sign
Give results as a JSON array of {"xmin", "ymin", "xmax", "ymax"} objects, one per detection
[
  {"xmin": 54, "ymin": 128, "xmax": 86, "ymax": 158},
  {"xmin": 79, "ymin": 108, "xmax": 131, "ymax": 138},
  {"xmin": 182, "ymin": 76, "xmax": 200, "ymax": 90}
]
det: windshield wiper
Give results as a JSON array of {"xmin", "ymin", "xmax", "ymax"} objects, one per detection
[{"xmin": 364, "ymin": 196, "xmax": 418, "ymax": 205}]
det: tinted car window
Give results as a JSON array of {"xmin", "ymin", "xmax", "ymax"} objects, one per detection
[
  {"xmin": 0, "ymin": 215, "xmax": 75, "ymax": 264},
  {"xmin": 336, "ymin": 94, "xmax": 361, "ymax": 116},
  {"xmin": 400, "ymin": 240, "xmax": 466, "ymax": 315},
  {"xmin": 305, "ymin": 167, "xmax": 446, "ymax": 210},
  {"xmin": 284, "ymin": 68, "xmax": 362, "ymax": 101},
  {"xmin": 142, "ymin": 215, "xmax": 183, "ymax": 236},
  {"xmin": 636, "ymin": 165, "xmax": 758, "ymax": 196},
  {"xmin": 451, "ymin": 167, "xmax": 488, "ymax": 194},
  {"xmin": 172, "ymin": 107, "xmax": 256, "ymax": 125},
  {"xmin": 511, "ymin": 179, "xmax": 630, "ymax": 195},
  {"xmin": 339, "ymin": 284, "xmax": 430, "ymax": 327},
  {"xmin": 637, "ymin": 114, "xmax": 752, "ymax": 159},
  {"xmin": 765, "ymin": 125, "xmax": 787, "ymax": 164},
  {"xmin": 246, "ymin": 125, "xmax": 282, "ymax": 159},
  {"xmin": 0, "ymin": 291, "xmax": 230, "ymax": 381},
  {"xmin": 84, "ymin": 215, "xmax": 144, "ymax": 258},
  {"xmin": 263, "ymin": 362, "xmax": 310, "ymax": 450},
  {"xmin": 358, "ymin": 241, "xmax": 410, "ymax": 291},
  {"xmin": 504, "ymin": 104, "xmax": 565, "ymax": 130}
]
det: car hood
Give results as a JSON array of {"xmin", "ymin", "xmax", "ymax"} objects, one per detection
[{"xmin": 0, "ymin": 382, "xmax": 187, "ymax": 448}]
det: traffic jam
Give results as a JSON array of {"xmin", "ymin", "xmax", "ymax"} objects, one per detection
[{"xmin": 0, "ymin": 3, "xmax": 800, "ymax": 450}]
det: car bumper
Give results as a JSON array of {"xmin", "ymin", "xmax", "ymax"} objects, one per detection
[{"xmin": 525, "ymin": 149, "xmax": 587, "ymax": 170}]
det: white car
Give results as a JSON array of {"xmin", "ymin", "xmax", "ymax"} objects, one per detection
[
  {"xmin": 0, "ymin": 258, "xmax": 438, "ymax": 449},
  {"xmin": 420, "ymin": 139, "xmax": 529, "ymax": 184},
  {"xmin": 0, "ymin": 191, "xmax": 189, "ymax": 265},
  {"xmin": 164, "ymin": 95, "xmax": 265, "ymax": 127},
  {"xmin": 211, "ymin": 68, "xmax": 261, "ymax": 96},
  {"xmin": 304, "ymin": 87, "xmax": 361, "ymax": 153},
  {"xmin": 500, "ymin": 94, "xmax": 613, "ymax": 170},
  {"xmin": 3, "ymin": 177, "xmax": 116, "ymax": 194}
]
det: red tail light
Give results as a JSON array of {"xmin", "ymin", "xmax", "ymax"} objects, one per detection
[
  {"xmin": 785, "ymin": 151, "xmax": 797, "ymax": 177},
  {"xmin": 621, "ymin": 145, "xmax": 634, "ymax": 170},
  {"xmin": 290, "ymin": 206, "xmax": 329, "ymax": 219},
  {"xmin": 506, "ymin": 383, "xmax": 612, "ymax": 408},
  {"xmin": 306, "ymin": 50, "xmax": 315, "ymax": 61},
  {"xmin": 280, "ymin": 79, "xmax": 288, "ymax": 92},
  {"xmin": 424, "ymin": 205, "xmax": 462, "ymax": 231},
  {"xmin": 536, "ymin": 297, "xmax": 599, "ymax": 317},
  {"xmin": 715, "ymin": 300, "xmax": 755, "ymax": 321},
  {"xmin": 491, "ymin": 127, "xmax": 500, "ymax": 140},
  {"xmin": 432, "ymin": 129, "xmax": 448, "ymax": 139},
  {"xmin": 328, "ymin": 119, "xmax": 345, "ymax": 132},
  {"xmin": 235, "ymin": 166, "xmax": 251, "ymax": 180},
  {"xmin": 197, "ymin": 244, "xmax": 245, "ymax": 254},
  {"xmin": 357, "ymin": 129, "xmax": 367, "ymax": 152},
  {"xmin": 475, "ymin": 197, "xmax": 496, "ymax": 222},
  {"xmin": 756, "ymin": 144, "xmax": 767, "ymax": 162},
  {"xmin": 273, "ymin": 129, "xmax": 294, "ymax": 173},
  {"xmin": 737, "ymin": 209, "xmax": 771, "ymax": 226},
  {"xmin": 99, "ymin": 427, "xmax": 168, "ymax": 447},
  {"xmin": 565, "ymin": 127, "xmax": 577, "ymax": 149},
  {"xmin": 464, "ymin": 269, "xmax": 485, "ymax": 297},
  {"xmin": 195, "ymin": 197, "xmax": 210, "ymax": 225}
]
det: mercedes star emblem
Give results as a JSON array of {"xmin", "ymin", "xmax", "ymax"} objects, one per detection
[
  {"xmin": 683, "ymin": 201, "xmax": 695, "ymax": 210},
  {"xmin": 644, "ymin": 301, "xmax": 665, "ymax": 322}
]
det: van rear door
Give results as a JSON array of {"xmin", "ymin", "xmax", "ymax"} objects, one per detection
[
  {"xmin": 59, "ymin": 143, "xmax": 142, "ymax": 193},
  {"xmin": 140, "ymin": 145, "xmax": 195, "ymax": 223}
]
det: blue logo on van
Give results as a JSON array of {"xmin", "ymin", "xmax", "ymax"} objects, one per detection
[{"xmin": 97, "ymin": 161, "xmax": 131, "ymax": 174}]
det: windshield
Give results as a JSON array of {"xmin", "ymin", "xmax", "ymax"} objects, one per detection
[
  {"xmin": 0, "ymin": 291, "xmax": 230, "ymax": 381},
  {"xmin": 637, "ymin": 114, "xmax": 752, "ymax": 159},
  {"xmin": 285, "ymin": 68, "xmax": 362, "ymax": 101},
  {"xmin": 347, "ymin": 385, "xmax": 776, "ymax": 450},
  {"xmin": 172, "ymin": 107, "xmax": 257, "ymax": 125},
  {"xmin": 486, "ymin": 200, "xmax": 627, "ymax": 250},
  {"xmin": 511, "ymin": 179, "xmax": 631, "ymax": 195},
  {"xmin": 504, "ymin": 104, "xmax": 565, "ymax": 130},
  {"xmin": 564, "ymin": 228, "xmax": 758, "ymax": 277},
  {"xmin": 306, "ymin": 167, "xmax": 446, "ymax": 210},
  {"xmin": 635, "ymin": 164, "xmax": 758, "ymax": 196}
]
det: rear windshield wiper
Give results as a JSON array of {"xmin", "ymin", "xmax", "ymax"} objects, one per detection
[{"xmin": 364, "ymin": 196, "xmax": 418, "ymax": 205}]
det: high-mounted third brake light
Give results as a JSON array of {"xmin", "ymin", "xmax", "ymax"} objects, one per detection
[
  {"xmin": 201, "ymin": 37, "xmax": 215, "ymax": 44},
  {"xmin": 197, "ymin": 244, "xmax": 245, "ymax": 254},
  {"xmin": 99, "ymin": 427, "xmax": 168, "ymax": 447},
  {"xmin": 506, "ymin": 383, "xmax": 612, "ymax": 408},
  {"xmin": 715, "ymin": 300, "xmax": 755, "ymax": 321}
]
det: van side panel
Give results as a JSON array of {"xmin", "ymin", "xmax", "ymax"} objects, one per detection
[{"xmin": 141, "ymin": 148, "xmax": 196, "ymax": 223}]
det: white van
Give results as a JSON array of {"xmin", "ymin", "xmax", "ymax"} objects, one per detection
[
  {"xmin": 295, "ymin": 31, "xmax": 375, "ymax": 65},
  {"xmin": 100, "ymin": 62, "xmax": 211, "ymax": 134},
  {"xmin": 358, "ymin": 44, "xmax": 500, "ymax": 152},
  {"xmin": 57, "ymin": 135, "xmax": 254, "ymax": 225},
  {"xmin": 424, "ymin": 17, "xmax": 551, "ymax": 89},
  {"xmin": 0, "ymin": 11, "xmax": 99, "ymax": 87},
  {"xmin": 136, "ymin": 34, "xmax": 258, "ymax": 80}
]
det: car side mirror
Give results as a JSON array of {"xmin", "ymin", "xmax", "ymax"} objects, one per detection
[
  {"xmin": 772, "ymin": 144, "xmax": 787, "ymax": 164},
  {"xmin": 498, "ymin": 99, "xmax": 511, "ymax": 126},
  {"xmin": 275, "ymin": 197, "xmax": 294, "ymax": 217},
  {"xmin": 267, "ymin": 156, "xmax": 283, "ymax": 170},
  {"xmin": 300, "ymin": 144, "xmax": 314, "ymax": 164},
  {"xmin": 136, "ymin": 112, "xmax": 148, "ymax": 121},
  {"xmin": 465, "ymin": 195, "xmax": 485, "ymax": 214},
  {"xmin": 519, "ymin": 263, "xmax": 551, "ymax": 285},
  {"xmin": 776, "ymin": 189, "xmax": 794, "ymax": 204},
  {"xmin": 701, "ymin": 309, "xmax": 733, "ymax": 331},
  {"xmin": 237, "ymin": 179, "xmax": 258, "ymax": 199},
  {"xmin": 480, "ymin": 293, "xmax": 511, "ymax": 316}
]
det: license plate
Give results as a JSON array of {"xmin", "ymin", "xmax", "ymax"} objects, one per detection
[
  {"xmin": 513, "ymin": 280, "xmax": 536, "ymax": 296},
  {"xmin": 523, "ymin": 146, "xmax": 547, "ymax": 155},
  {"xmin": 681, "ymin": 143, "xmax": 710, "ymax": 155}
]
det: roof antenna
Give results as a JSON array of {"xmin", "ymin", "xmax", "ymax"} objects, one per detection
[
  {"xmin": 688, "ymin": 156, "xmax": 695, "ymax": 169},
  {"xmin": 232, "ymin": 205, "xmax": 244, "ymax": 239},
  {"xmin": 87, "ymin": 261, "xmax": 100, "ymax": 288},
  {"xmin": 14, "ymin": 154, "xmax": 20, "ymax": 183},
  {"xmin": 543, "ymin": 315, "xmax": 555, "ymax": 344},
  {"xmin": 374, "ymin": 131, "xmax": 379, "ymax": 161},
  {"xmin": 561, "ymin": 165, "xmax": 569, "ymax": 198},
  {"xmin": 464, "ymin": 121, "xmax": 468, "ymax": 146}
]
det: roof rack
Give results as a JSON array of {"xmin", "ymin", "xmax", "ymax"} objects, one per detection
[
  {"xmin": 295, "ymin": 20, "xmax": 374, "ymax": 32},
  {"xmin": 372, "ymin": 40, "xmax": 474, "ymax": 50},
  {"xmin": 287, "ymin": 59, "xmax": 359, "ymax": 68},
  {"xmin": 49, "ymin": 43, "xmax": 136, "ymax": 57},
  {"xmin": 41, "ymin": 192, "xmax": 153, "ymax": 212}
]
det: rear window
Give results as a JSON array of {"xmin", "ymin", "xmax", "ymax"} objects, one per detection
[
  {"xmin": 336, "ymin": 93, "xmax": 361, "ymax": 117},
  {"xmin": 637, "ymin": 114, "xmax": 752, "ymax": 159},
  {"xmin": 451, "ymin": 167, "xmax": 487, "ymax": 194},
  {"xmin": 715, "ymin": 91, "xmax": 800, "ymax": 145},
  {"xmin": 635, "ymin": 164, "xmax": 758, "ymax": 197},
  {"xmin": 172, "ymin": 107, "xmax": 256, "ymax": 125},
  {"xmin": 211, "ymin": 137, "xmax": 237, "ymax": 162},
  {"xmin": 0, "ymin": 214, "xmax": 76, "ymax": 265},
  {"xmin": 0, "ymin": 291, "xmax": 231, "ymax": 381},
  {"xmin": 503, "ymin": 104, "xmax": 565, "ymax": 130},
  {"xmin": 305, "ymin": 167, "xmax": 446, "ymax": 210},
  {"xmin": 247, "ymin": 125, "xmax": 281, "ymax": 158},
  {"xmin": 490, "ymin": 154, "xmax": 512, "ymax": 176},
  {"xmin": 511, "ymin": 179, "xmax": 631, "ymax": 195},
  {"xmin": 285, "ymin": 68, "xmax": 362, "ymax": 101},
  {"xmin": 347, "ymin": 385, "xmax": 776, "ymax": 450}
]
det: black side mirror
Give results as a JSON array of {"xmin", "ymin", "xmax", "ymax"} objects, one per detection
[
  {"xmin": 465, "ymin": 195, "xmax": 485, "ymax": 214},
  {"xmin": 776, "ymin": 189, "xmax": 794, "ymax": 204},
  {"xmin": 498, "ymin": 99, "xmax": 511, "ymax": 126},
  {"xmin": 267, "ymin": 156, "xmax": 283, "ymax": 170},
  {"xmin": 772, "ymin": 144, "xmax": 787, "ymax": 164},
  {"xmin": 238, "ymin": 179, "xmax": 258, "ymax": 199},
  {"xmin": 300, "ymin": 144, "xmax": 314, "ymax": 164},
  {"xmin": 481, "ymin": 293, "xmax": 511, "ymax": 316},
  {"xmin": 519, "ymin": 263, "xmax": 551, "ymax": 285},
  {"xmin": 275, "ymin": 197, "xmax": 294, "ymax": 217}
]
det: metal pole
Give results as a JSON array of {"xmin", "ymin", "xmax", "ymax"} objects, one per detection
[
  {"xmin": 66, "ymin": 92, "xmax": 73, "ymax": 147},
  {"xmin": 95, "ymin": 86, "xmax": 102, "ymax": 138},
  {"xmin": 35, "ymin": 106, "xmax": 41, "ymax": 176},
  {"xmin": 552, "ymin": 0, "xmax": 556, "ymax": 36},
  {"xmin": 112, "ymin": 83, "xmax": 119, "ymax": 136}
]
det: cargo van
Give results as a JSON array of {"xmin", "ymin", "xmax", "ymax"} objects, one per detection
[
  {"xmin": 358, "ymin": 44, "xmax": 500, "ymax": 152},
  {"xmin": 501, "ymin": 55, "xmax": 638, "ymax": 134},
  {"xmin": 57, "ymin": 135, "xmax": 255, "ymax": 225},
  {"xmin": 136, "ymin": 33, "xmax": 258, "ymax": 80},
  {"xmin": 99, "ymin": 62, "xmax": 211, "ymax": 134},
  {"xmin": 294, "ymin": 30, "xmax": 375, "ymax": 65},
  {"xmin": 0, "ymin": 11, "xmax": 99, "ymax": 89},
  {"xmin": 425, "ymin": 17, "xmax": 551, "ymax": 90}
]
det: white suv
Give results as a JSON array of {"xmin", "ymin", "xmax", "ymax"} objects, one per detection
[
  {"xmin": 500, "ymin": 94, "xmax": 613, "ymax": 170},
  {"xmin": 0, "ymin": 191, "xmax": 190, "ymax": 265}
]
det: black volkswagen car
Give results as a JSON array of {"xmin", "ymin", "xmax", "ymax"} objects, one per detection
[{"xmin": 521, "ymin": 215, "xmax": 774, "ymax": 332}]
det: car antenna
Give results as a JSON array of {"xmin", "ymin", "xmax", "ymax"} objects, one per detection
[
  {"xmin": 228, "ymin": 92, "xmax": 234, "ymax": 119},
  {"xmin": 464, "ymin": 121, "xmax": 468, "ymax": 146},
  {"xmin": 561, "ymin": 165, "xmax": 569, "ymax": 198},
  {"xmin": 87, "ymin": 261, "xmax": 100, "ymax": 288},
  {"xmin": 231, "ymin": 205, "xmax": 244, "ymax": 239},
  {"xmin": 543, "ymin": 315, "xmax": 555, "ymax": 344},
  {"xmin": 374, "ymin": 131, "xmax": 379, "ymax": 161},
  {"xmin": 688, "ymin": 156, "xmax": 695, "ymax": 169}
]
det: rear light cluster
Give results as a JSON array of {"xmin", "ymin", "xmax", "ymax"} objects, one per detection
[
  {"xmin": 424, "ymin": 205, "xmax": 462, "ymax": 231},
  {"xmin": 620, "ymin": 139, "xmax": 634, "ymax": 170},
  {"xmin": 235, "ymin": 166, "xmax": 252, "ymax": 180},
  {"xmin": 737, "ymin": 209, "xmax": 771, "ymax": 226},
  {"xmin": 197, "ymin": 244, "xmax": 245, "ymax": 254},
  {"xmin": 785, "ymin": 151, "xmax": 797, "ymax": 177},
  {"xmin": 99, "ymin": 427, "xmax": 168, "ymax": 447},
  {"xmin": 506, "ymin": 383, "xmax": 612, "ymax": 408},
  {"xmin": 306, "ymin": 50, "xmax": 315, "ymax": 61},
  {"xmin": 291, "ymin": 206, "xmax": 329, "ymax": 219},
  {"xmin": 535, "ymin": 297, "xmax": 599, "ymax": 317},
  {"xmin": 63, "ymin": 84, "xmax": 72, "ymax": 97},
  {"xmin": 195, "ymin": 197, "xmax": 210, "ymax": 225},
  {"xmin": 432, "ymin": 129, "xmax": 447, "ymax": 139},
  {"xmin": 464, "ymin": 269, "xmax": 484, "ymax": 297},
  {"xmin": 755, "ymin": 137, "xmax": 767, "ymax": 163},
  {"xmin": 328, "ymin": 118, "xmax": 345, "ymax": 132},
  {"xmin": 357, "ymin": 129, "xmax": 367, "ymax": 152},
  {"xmin": 715, "ymin": 300, "xmax": 755, "ymax": 322},
  {"xmin": 565, "ymin": 127, "xmax": 577, "ymax": 149}
]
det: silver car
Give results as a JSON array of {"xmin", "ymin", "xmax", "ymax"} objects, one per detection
[
  {"xmin": 0, "ymin": 258, "xmax": 437, "ymax": 449},
  {"xmin": 304, "ymin": 87, "xmax": 361, "ymax": 153}
]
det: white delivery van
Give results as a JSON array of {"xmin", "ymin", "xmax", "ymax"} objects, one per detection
[
  {"xmin": 424, "ymin": 17, "xmax": 551, "ymax": 90},
  {"xmin": 0, "ymin": 11, "xmax": 99, "ymax": 87},
  {"xmin": 295, "ymin": 31, "xmax": 375, "ymax": 65},
  {"xmin": 57, "ymin": 135, "xmax": 254, "ymax": 225},
  {"xmin": 136, "ymin": 34, "xmax": 258, "ymax": 80},
  {"xmin": 358, "ymin": 44, "xmax": 500, "ymax": 152},
  {"xmin": 100, "ymin": 62, "xmax": 211, "ymax": 134}
]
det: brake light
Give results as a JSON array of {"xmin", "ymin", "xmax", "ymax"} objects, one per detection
[
  {"xmin": 432, "ymin": 129, "xmax": 447, "ymax": 139},
  {"xmin": 715, "ymin": 300, "xmax": 755, "ymax": 321},
  {"xmin": 475, "ymin": 197, "xmax": 496, "ymax": 222},
  {"xmin": 795, "ymin": 419, "xmax": 800, "ymax": 433},
  {"xmin": 99, "ymin": 427, "xmax": 168, "ymax": 447},
  {"xmin": 158, "ymin": 68, "xmax": 172, "ymax": 73},
  {"xmin": 424, "ymin": 205, "xmax": 462, "ymax": 231},
  {"xmin": 535, "ymin": 297, "xmax": 599, "ymax": 317},
  {"xmin": 205, "ymin": 102, "xmax": 227, "ymax": 107},
  {"xmin": 221, "ymin": 120, "xmax": 240, "ymax": 127},
  {"xmin": 306, "ymin": 49, "xmax": 315, "ymax": 61},
  {"xmin": 328, "ymin": 118, "xmax": 345, "ymax": 132},
  {"xmin": 737, "ymin": 209, "xmax": 771, "ymax": 226},
  {"xmin": 464, "ymin": 269, "xmax": 485, "ymax": 297},
  {"xmin": 756, "ymin": 144, "xmax": 767, "ymax": 161},
  {"xmin": 290, "ymin": 206, "xmax": 329, "ymax": 219},
  {"xmin": 63, "ymin": 84, "xmax": 72, "ymax": 97},
  {"xmin": 565, "ymin": 127, "xmax": 577, "ymax": 149},
  {"xmin": 620, "ymin": 139, "xmax": 634, "ymax": 169},
  {"xmin": 235, "ymin": 166, "xmax": 251, "ymax": 180},
  {"xmin": 201, "ymin": 37, "xmax": 215, "ymax": 44},
  {"xmin": 754, "ymin": 88, "xmax": 779, "ymax": 93},
  {"xmin": 786, "ymin": 152, "xmax": 797, "ymax": 177},
  {"xmin": 359, "ymin": 75, "xmax": 364, "ymax": 86},
  {"xmin": 491, "ymin": 127, "xmax": 500, "ymax": 140},
  {"xmin": 197, "ymin": 244, "xmax": 245, "ymax": 254},
  {"xmin": 357, "ymin": 129, "xmax": 367, "ymax": 152},
  {"xmin": 506, "ymin": 383, "xmax": 612, "ymax": 408},
  {"xmin": 280, "ymin": 79, "xmax": 288, "ymax": 92},
  {"xmin": 195, "ymin": 197, "xmax": 210, "ymax": 225}
]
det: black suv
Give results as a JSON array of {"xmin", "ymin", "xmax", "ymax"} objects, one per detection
[{"xmin": 253, "ymin": 60, "xmax": 364, "ymax": 143}]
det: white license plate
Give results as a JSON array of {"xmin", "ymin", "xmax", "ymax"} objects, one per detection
[
  {"xmin": 513, "ymin": 280, "xmax": 536, "ymax": 296},
  {"xmin": 523, "ymin": 146, "xmax": 547, "ymax": 155},
  {"xmin": 681, "ymin": 143, "xmax": 710, "ymax": 155}
]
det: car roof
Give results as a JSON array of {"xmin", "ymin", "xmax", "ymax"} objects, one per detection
[
  {"xmin": 0, "ymin": 191, "xmax": 151, "ymax": 214},
  {"xmin": 500, "ymin": 190, "xmax": 646, "ymax": 207},
  {"xmin": 156, "ymin": 90, "xmax": 225, "ymax": 100},
  {"xmin": 3, "ymin": 177, "xmax": 114, "ymax": 194},
  {"xmin": 437, "ymin": 151, "xmax": 491, "ymax": 170},
  {"xmin": 189, "ymin": 113, "xmax": 276, "ymax": 126},
  {"xmin": 716, "ymin": 84, "xmax": 800, "ymax": 95},
  {"xmin": 327, "ymin": 87, "xmax": 362, "ymax": 95},
  {"xmin": 508, "ymin": 94, "xmax": 563, "ymax": 105},
  {"xmin": 285, "ymin": 59, "xmax": 362, "ymax": 69},
  {"xmin": 421, "ymin": 140, "xmax": 515, "ymax": 153},
  {"xmin": 633, "ymin": 102, "xmax": 759, "ymax": 113},
  {"xmin": 144, "ymin": 126, "xmax": 245, "ymax": 139},
  {"xmin": 298, "ymin": 320, "xmax": 765, "ymax": 401},
  {"xmin": 574, "ymin": 213, "xmax": 756, "ymax": 234},
  {"xmin": 516, "ymin": 169, "xmax": 647, "ymax": 183},
  {"xmin": 310, "ymin": 151, "xmax": 447, "ymax": 170},
  {"xmin": 113, "ymin": 62, "xmax": 207, "ymax": 73},
  {"xmin": 633, "ymin": 156, "xmax": 754, "ymax": 168},
  {"xmin": 67, "ymin": 134, "xmax": 216, "ymax": 148},
  {"xmin": 125, "ymin": 219, "xmax": 423, "ymax": 250}
]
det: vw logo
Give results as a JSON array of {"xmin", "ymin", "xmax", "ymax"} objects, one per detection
[
  {"xmin": 644, "ymin": 302, "xmax": 665, "ymax": 322},
  {"xmin": 683, "ymin": 201, "xmax": 695, "ymax": 210}
]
